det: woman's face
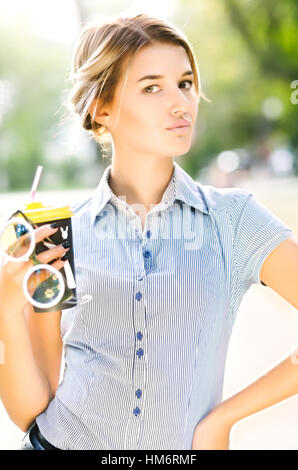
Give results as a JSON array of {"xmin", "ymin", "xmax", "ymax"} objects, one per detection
[{"xmin": 104, "ymin": 42, "xmax": 199, "ymax": 159}]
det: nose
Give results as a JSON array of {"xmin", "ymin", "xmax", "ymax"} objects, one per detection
[{"xmin": 168, "ymin": 85, "xmax": 190, "ymax": 115}]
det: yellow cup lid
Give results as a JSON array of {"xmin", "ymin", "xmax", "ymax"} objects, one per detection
[{"xmin": 23, "ymin": 202, "xmax": 73, "ymax": 223}]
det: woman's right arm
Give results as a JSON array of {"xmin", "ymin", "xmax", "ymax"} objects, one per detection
[
  {"xmin": 24, "ymin": 304, "xmax": 63, "ymax": 402},
  {"xmin": 0, "ymin": 224, "xmax": 68, "ymax": 432}
]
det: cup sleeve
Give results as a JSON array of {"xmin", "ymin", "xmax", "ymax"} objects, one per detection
[{"xmin": 232, "ymin": 190, "xmax": 294, "ymax": 292}]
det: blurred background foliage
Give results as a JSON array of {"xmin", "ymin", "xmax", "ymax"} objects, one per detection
[{"xmin": 0, "ymin": 0, "xmax": 297, "ymax": 191}]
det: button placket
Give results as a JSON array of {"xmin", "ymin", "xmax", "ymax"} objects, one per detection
[
  {"xmin": 128, "ymin": 211, "xmax": 151, "ymax": 437},
  {"xmin": 132, "ymin": 269, "xmax": 146, "ymax": 425}
]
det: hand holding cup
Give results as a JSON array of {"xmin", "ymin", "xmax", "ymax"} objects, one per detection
[{"xmin": 0, "ymin": 224, "xmax": 69, "ymax": 313}]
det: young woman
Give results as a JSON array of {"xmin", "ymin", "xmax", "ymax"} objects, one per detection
[{"xmin": 0, "ymin": 13, "xmax": 298, "ymax": 451}]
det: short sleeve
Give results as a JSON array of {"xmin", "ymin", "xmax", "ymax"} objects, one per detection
[{"xmin": 232, "ymin": 189, "xmax": 294, "ymax": 293}]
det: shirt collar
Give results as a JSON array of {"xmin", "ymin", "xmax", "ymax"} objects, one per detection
[{"xmin": 90, "ymin": 161, "xmax": 209, "ymax": 226}]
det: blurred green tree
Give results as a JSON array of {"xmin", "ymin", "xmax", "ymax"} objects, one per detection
[
  {"xmin": 180, "ymin": 0, "xmax": 298, "ymax": 177},
  {"xmin": 0, "ymin": 20, "xmax": 71, "ymax": 190}
]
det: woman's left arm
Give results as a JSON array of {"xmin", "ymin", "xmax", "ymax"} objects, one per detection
[{"xmin": 192, "ymin": 235, "xmax": 298, "ymax": 450}]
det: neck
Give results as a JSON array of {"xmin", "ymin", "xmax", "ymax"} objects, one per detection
[{"xmin": 108, "ymin": 156, "xmax": 174, "ymax": 212}]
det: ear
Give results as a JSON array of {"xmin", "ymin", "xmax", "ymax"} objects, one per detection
[{"xmin": 88, "ymin": 97, "xmax": 111, "ymax": 128}]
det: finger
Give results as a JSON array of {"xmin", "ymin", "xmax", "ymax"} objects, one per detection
[
  {"xmin": 50, "ymin": 257, "xmax": 69, "ymax": 272},
  {"xmin": 5, "ymin": 232, "xmax": 32, "ymax": 258},
  {"xmin": 1, "ymin": 223, "xmax": 59, "ymax": 258},
  {"xmin": 34, "ymin": 224, "xmax": 60, "ymax": 244},
  {"xmin": 36, "ymin": 244, "xmax": 70, "ymax": 265}
]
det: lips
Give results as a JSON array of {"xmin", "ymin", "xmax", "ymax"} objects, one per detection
[{"xmin": 166, "ymin": 119, "xmax": 191, "ymax": 130}]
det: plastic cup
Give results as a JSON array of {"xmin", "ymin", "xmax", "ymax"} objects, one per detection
[{"xmin": 23, "ymin": 202, "xmax": 77, "ymax": 312}]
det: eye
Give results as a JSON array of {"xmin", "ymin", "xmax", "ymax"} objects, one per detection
[
  {"xmin": 143, "ymin": 80, "xmax": 193, "ymax": 94},
  {"xmin": 143, "ymin": 84, "xmax": 159, "ymax": 94},
  {"xmin": 180, "ymin": 80, "xmax": 193, "ymax": 89}
]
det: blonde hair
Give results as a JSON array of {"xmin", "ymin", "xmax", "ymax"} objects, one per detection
[{"xmin": 66, "ymin": 13, "xmax": 210, "ymax": 157}]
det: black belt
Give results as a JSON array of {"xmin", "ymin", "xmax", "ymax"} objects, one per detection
[{"xmin": 31, "ymin": 423, "xmax": 61, "ymax": 450}]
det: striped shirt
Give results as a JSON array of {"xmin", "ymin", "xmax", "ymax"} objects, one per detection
[{"xmin": 35, "ymin": 160, "xmax": 294, "ymax": 450}]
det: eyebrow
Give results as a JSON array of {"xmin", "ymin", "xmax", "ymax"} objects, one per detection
[{"xmin": 137, "ymin": 70, "xmax": 194, "ymax": 82}]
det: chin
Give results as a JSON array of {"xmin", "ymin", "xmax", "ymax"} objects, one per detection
[{"xmin": 169, "ymin": 142, "xmax": 192, "ymax": 155}]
